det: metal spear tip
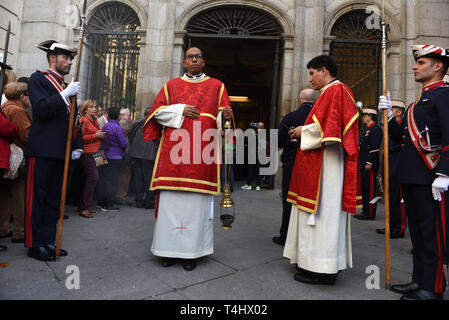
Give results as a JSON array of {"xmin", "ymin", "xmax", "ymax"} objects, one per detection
[{"xmin": 83, "ymin": 0, "xmax": 88, "ymax": 15}]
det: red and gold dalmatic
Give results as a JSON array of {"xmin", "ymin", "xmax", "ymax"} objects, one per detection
[
  {"xmin": 143, "ymin": 76, "xmax": 231, "ymax": 195},
  {"xmin": 287, "ymin": 81, "xmax": 362, "ymax": 214}
]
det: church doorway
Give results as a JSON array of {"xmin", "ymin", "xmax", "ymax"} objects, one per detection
[
  {"xmin": 184, "ymin": 6, "xmax": 283, "ymax": 131},
  {"xmin": 184, "ymin": 5, "xmax": 284, "ymax": 188}
]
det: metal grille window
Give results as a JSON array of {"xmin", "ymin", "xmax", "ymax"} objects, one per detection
[
  {"xmin": 86, "ymin": 3, "xmax": 141, "ymax": 113},
  {"xmin": 186, "ymin": 6, "xmax": 283, "ymax": 38},
  {"xmin": 330, "ymin": 10, "xmax": 382, "ymax": 108}
]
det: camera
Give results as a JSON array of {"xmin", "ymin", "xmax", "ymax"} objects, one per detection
[{"xmin": 250, "ymin": 122, "xmax": 258, "ymax": 128}]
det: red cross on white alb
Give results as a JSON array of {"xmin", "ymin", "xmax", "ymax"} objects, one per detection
[{"xmin": 175, "ymin": 221, "xmax": 187, "ymax": 235}]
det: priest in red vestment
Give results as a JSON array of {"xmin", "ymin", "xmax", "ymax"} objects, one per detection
[
  {"xmin": 143, "ymin": 47, "xmax": 233, "ymax": 271},
  {"xmin": 284, "ymin": 55, "xmax": 362, "ymax": 285}
]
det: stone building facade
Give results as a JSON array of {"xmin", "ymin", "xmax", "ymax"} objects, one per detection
[{"xmin": 1, "ymin": 0, "xmax": 449, "ymax": 122}]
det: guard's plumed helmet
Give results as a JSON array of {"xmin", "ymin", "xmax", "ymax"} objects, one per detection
[
  {"xmin": 36, "ymin": 40, "xmax": 77, "ymax": 58},
  {"xmin": 391, "ymin": 100, "xmax": 406, "ymax": 110},
  {"xmin": 412, "ymin": 45, "xmax": 449, "ymax": 63},
  {"xmin": 361, "ymin": 107, "xmax": 377, "ymax": 116}
]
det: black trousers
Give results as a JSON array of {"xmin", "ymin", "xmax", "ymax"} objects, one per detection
[
  {"xmin": 361, "ymin": 167, "xmax": 378, "ymax": 218},
  {"xmin": 246, "ymin": 163, "xmax": 261, "ymax": 187},
  {"xmin": 24, "ymin": 157, "xmax": 63, "ymax": 248},
  {"xmin": 402, "ymin": 184, "xmax": 448, "ymax": 293},
  {"xmin": 279, "ymin": 160, "xmax": 295, "ymax": 238},
  {"xmin": 131, "ymin": 158, "xmax": 156, "ymax": 206},
  {"xmin": 389, "ymin": 176, "xmax": 407, "ymax": 235},
  {"xmin": 97, "ymin": 158, "xmax": 125, "ymax": 207}
]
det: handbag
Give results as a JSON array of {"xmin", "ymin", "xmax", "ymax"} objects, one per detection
[
  {"xmin": 92, "ymin": 150, "xmax": 107, "ymax": 167},
  {"xmin": 3, "ymin": 143, "xmax": 23, "ymax": 180}
]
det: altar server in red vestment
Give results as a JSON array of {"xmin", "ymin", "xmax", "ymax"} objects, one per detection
[
  {"xmin": 284, "ymin": 55, "xmax": 362, "ymax": 285},
  {"xmin": 143, "ymin": 47, "xmax": 233, "ymax": 271}
]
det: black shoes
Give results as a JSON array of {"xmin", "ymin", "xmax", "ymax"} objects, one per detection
[
  {"xmin": 161, "ymin": 258, "xmax": 177, "ymax": 267},
  {"xmin": 28, "ymin": 246, "xmax": 56, "ymax": 261},
  {"xmin": 400, "ymin": 289, "xmax": 443, "ymax": 300},
  {"xmin": 161, "ymin": 258, "xmax": 197, "ymax": 271},
  {"xmin": 45, "ymin": 244, "xmax": 68, "ymax": 257},
  {"xmin": 272, "ymin": 236, "xmax": 286, "ymax": 246},
  {"xmin": 183, "ymin": 259, "xmax": 197, "ymax": 271},
  {"xmin": 375, "ymin": 229, "xmax": 404, "ymax": 238},
  {"xmin": 390, "ymin": 282, "xmax": 420, "ymax": 294},
  {"xmin": 0, "ymin": 245, "xmax": 7, "ymax": 252},
  {"xmin": 294, "ymin": 269, "xmax": 337, "ymax": 285},
  {"xmin": 136, "ymin": 200, "xmax": 144, "ymax": 208},
  {"xmin": 354, "ymin": 214, "xmax": 375, "ymax": 220}
]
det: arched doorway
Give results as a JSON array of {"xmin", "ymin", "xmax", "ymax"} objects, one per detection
[
  {"xmin": 329, "ymin": 10, "xmax": 382, "ymax": 108},
  {"xmin": 86, "ymin": 2, "xmax": 141, "ymax": 114},
  {"xmin": 184, "ymin": 5, "xmax": 283, "ymax": 130}
]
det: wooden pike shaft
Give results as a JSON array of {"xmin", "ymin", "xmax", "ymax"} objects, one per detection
[
  {"xmin": 381, "ymin": 19, "xmax": 391, "ymax": 290},
  {"xmin": 55, "ymin": 2, "xmax": 87, "ymax": 258}
]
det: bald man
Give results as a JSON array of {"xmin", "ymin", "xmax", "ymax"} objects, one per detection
[{"xmin": 273, "ymin": 88, "xmax": 315, "ymax": 246}]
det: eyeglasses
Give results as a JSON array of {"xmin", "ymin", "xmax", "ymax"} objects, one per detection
[{"xmin": 186, "ymin": 54, "xmax": 203, "ymax": 60}]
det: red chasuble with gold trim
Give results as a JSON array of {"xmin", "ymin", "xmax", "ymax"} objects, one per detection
[
  {"xmin": 143, "ymin": 76, "xmax": 231, "ymax": 195},
  {"xmin": 287, "ymin": 81, "xmax": 362, "ymax": 214}
]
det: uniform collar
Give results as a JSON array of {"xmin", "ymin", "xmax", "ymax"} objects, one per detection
[
  {"xmin": 422, "ymin": 80, "xmax": 445, "ymax": 93},
  {"xmin": 47, "ymin": 68, "xmax": 64, "ymax": 83},
  {"xmin": 367, "ymin": 122, "xmax": 376, "ymax": 129}
]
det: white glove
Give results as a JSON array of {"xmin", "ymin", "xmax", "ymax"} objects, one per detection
[
  {"xmin": 61, "ymin": 80, "xmax": 81, "ymax": 100},
  {"xmin": 71, "ymin": 149, "xmax": 83, "ymax": 160},
  {"xmin": 431, "ymin": 176, "xmax": 449, "ymax": 201},
  {"xmin": 378, "ymin": 92, "xmax": 393, "ymax": 118}
]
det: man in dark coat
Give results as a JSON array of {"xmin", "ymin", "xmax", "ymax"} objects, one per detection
[
  {"xmin": 354, "ymin": 107, "xmax": 383, "ymax": 220},
  {"xmin": 379, "ymin": 44, "xmax": 449, "ymax": 300},
  {"xmin": 376, "ymin": 100, "xmax": 407, "ymax": 238},
  {"xmin": 24, "ymin": 40, "xmax": 83, "ymax": 261},
  {"xmin": 272, "ymin": 88, "xmax": 315, "ymax": 246},
  {"xmin": 128, "ymin": 107, "xmax": 159, "ymax": 209}
]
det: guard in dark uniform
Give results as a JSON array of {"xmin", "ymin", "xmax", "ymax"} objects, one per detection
[
  {"xmin": 25, "ymin": 40, "xmax": 83, "ymax": 261},
  {"xmin": 376, "ymin": 100, "xmax": 407, "ymax": 238},
  {"xmin": 380, "ymin": 44, "xmax": 449, "ymax": 300},
  {"xmin": 272, "ymin": 89, "xmax": 314, "ymax": 246},
  {"xmin": 354, "ymin": 107, "xmax": 383, "ymax": 220}
]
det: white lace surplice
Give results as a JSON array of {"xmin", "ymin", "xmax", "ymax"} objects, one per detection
[{"xmin": 283, "ymin": 123, "xmax": 352, "ymax": 274}]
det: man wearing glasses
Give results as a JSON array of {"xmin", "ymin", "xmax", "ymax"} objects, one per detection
[{"xmin": 144, "ymin": 47, "xmax": 233, "ymax": 271}]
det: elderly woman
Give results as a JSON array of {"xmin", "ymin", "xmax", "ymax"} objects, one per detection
[
  {"xmin": 78, "ymin": 100, "xmax": 106, "ymax": 218},
  {"xmin": 0, "ymin": 82, "xmax": 32, "ymax": 243}
]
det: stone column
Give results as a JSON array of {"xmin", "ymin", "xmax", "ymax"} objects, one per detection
[
  {"xmin": 278, "ymin": 36, "xmax": 294, "ymax": 119},
  {"xmin": 135, "ymin": 0, "xmax": 177, "ymax": 116},
  {"xmin": 172, "ymin": 31, "xmax": 186, "ymax": 78},
  {"xmin": 17, "ymin": 0, "xmax": 75, "ymax": 79}
]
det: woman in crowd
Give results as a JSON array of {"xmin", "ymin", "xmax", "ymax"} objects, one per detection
[
  {"xmin": 97, "ymin": 107, "xmax": 127, "ymax": 212},
  {"xmin": 0, "ymin": 82, "xmax": 31, "ymax": 243},
  {"xmin": 0, "ymin": 100, "xmax": 18, "ymax": 251},
  {"xmin": 78, "ymin": 100, "xmax": 106, "ymax": 218}
]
